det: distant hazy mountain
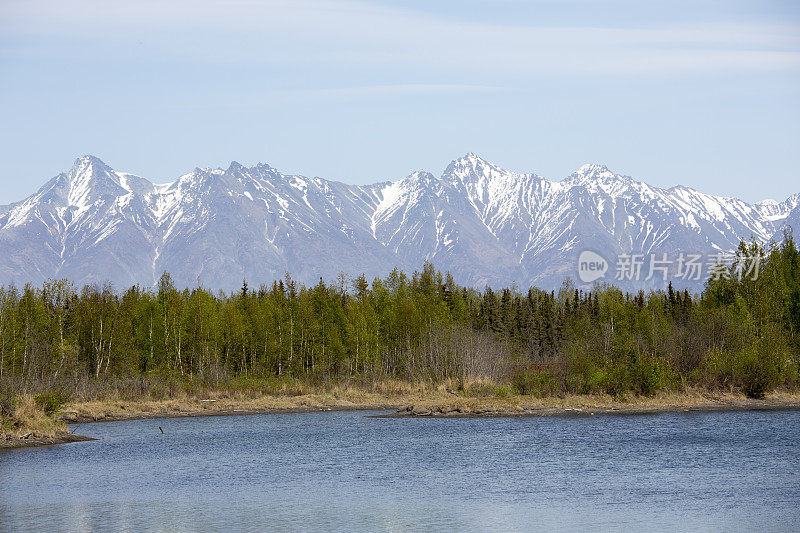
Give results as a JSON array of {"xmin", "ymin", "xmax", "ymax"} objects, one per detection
[{"xmin": 0, "ymin": 154, "xmax": 796, "ymax": 292}]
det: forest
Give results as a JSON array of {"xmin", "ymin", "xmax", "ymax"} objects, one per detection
[{"xmin": 1, "ymin": 237, "xmax": 798, "ymax": 405}]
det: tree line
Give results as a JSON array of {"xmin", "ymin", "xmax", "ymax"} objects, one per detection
[{"xmin": 1, "ymin": 237, "xmax": 798, "ymax": 399}]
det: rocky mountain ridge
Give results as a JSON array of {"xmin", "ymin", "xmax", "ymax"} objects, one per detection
[{"xmin": 0, "ymin": 154, "xmax": 796, "ymax": 291}]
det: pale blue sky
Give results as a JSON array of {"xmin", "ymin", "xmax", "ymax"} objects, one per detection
[{"xmin": 1, "ymin": 0, "xmax": 798, "ymax": 204}]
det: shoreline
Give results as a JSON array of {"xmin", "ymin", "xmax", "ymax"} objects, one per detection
[
  {"xmin": 60, "ymin": 395, "xmax": 800, "ymax": 425},
  {"xmin": 3, "ymin": 389, "xmax": 799, "ymax": 450},
  {"xmin": 1, "ymin": 431, "xmax": 95, "ymax": 451},
  {"xmin": 383, "ymin": 396, "xmax": 800, "ymax": 418},
  {"xmin": 56, "ymin": 389, "xmax": 800, "ymax": 423},
  {"xmin": 60, "ymin": 404, "xmax": 400, "ymax": 424}
]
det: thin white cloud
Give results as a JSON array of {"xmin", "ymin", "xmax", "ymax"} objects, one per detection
[
  {"xmin": 165, "ymin": 84, "xmax": 511, "ymax": 110},
  {"xmin": 2, "ymin": 0, "xmax": 799, "ymax": 76},
  {"xmin": 303, "ymin": 84, "xmax": 509, "ymax": 98}
]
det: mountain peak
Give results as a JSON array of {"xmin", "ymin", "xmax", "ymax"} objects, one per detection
[
  {"xmin": 453, "ymin": 152, "xmax": 487, "ymax": 165},
  {"xmin": 68, "ymin": 154, "xmax": 116, "ymax": 181},
  {"xmin": 61, "ymin": 154, "xmax": 130, "ymax": 205},
  {"xmin": 575, "ymin": 163, "xmax": 611, "ymax": 174},
  {"xmin": 405, "ymin": 170, "xmax": 437, "ymax": 186},
  {"xmin": 443, "ymin": 152, "xmax": 506, "ymax": 182},
  {"xmin": 568, "ymin": 163, "xmax": 624, "ymax": 184},
  {"xmin": 72, "ymin": 154, "xmax": 109, "ymax": 170}
]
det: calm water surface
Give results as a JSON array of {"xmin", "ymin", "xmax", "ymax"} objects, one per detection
[{"xmin": 1, "ymin": 409, "xmax": 799, "ymax": 532}]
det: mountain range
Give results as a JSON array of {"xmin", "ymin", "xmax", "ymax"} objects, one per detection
[{"xmin": 0, "ymin": 154, "xmax": 797, "ymax": 292}]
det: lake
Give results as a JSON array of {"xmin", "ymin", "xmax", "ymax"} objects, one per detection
[{"xmin": 1, "ymin": 409, "xmax": 799, "ymax": 532}]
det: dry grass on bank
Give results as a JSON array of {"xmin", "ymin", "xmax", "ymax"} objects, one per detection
[
  {"xmin": 1, "ymin": 394, "xmax": 68, "ymax": 438},
  {"xmin": 5, "ymin": 378, "xmax": 800, "ymax": 433},
  {"xmin": 397, "ymin": 385, "xmax": 800, "ymax": 416},
  {"xmin": 59, "ymin": 378, "xmax": 800, "ymax": 422},
  {"xmin": 60, "ymin": 379, "xmax": 451, "ymax": 422}
]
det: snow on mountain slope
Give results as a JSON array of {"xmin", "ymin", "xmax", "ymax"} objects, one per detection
[
  {"xmin": 148, "ymin": 161, "xmax": 400, "ymax": 288},
  {"xmin": 0, "ymin": 156, "xmax": 158, "ymax": 287},
  {"xmin": 772, "ymin": 194, "xmax": 800, "ymax": 242},
  {"xmin": 371, "ymin": 167, "xmax": 522, "ymax": 287},
  {"xmin": 0, "ymin": 154, "xmax": 795, "ymax": 291}
]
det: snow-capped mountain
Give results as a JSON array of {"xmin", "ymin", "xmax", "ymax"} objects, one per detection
[{"xmin": 0, "ymin": 154, "xmax": 796, "ymax": 292}]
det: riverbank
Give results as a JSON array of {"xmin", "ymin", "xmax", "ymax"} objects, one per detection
[
  {"xmin": 1, "ymin": 387, "xmax": 404, "ymax": 449},
  {"xmin": 55, "ymin": 386, "xmax": 413, "ymax": 424},
  {"xmin": 385, "ymin": 389, "xmax": 800, "ymax": 417},
  {"xmin": 1, "ymin": 431, "xmax": 95, "ymax": 450},
  {"xmin": 3, "ymin": 387, "xmax": 799, "ymax": 450},
  {"xmin": 55, "ymin": 387, "xmax": 800, "ymax": 423},
  {"xmin": 0, "ymin": 393, "xmax": 97, "ymax": 450}
]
